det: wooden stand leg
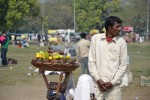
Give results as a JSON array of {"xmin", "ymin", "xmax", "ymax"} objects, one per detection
[
  {"xmin": 41, "ymin": 70, "xmax": 72, "ymax": 98},
  {"xmin": 41, "ymin": 70, "xmax": 49, "ymax": 89},
  {"xmin": 56, "ymin": 73, "xmax": 64, "ymax": 96}
]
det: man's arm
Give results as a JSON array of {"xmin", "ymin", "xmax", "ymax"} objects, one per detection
[
  {"xmin": 76, "ymin": 43, "xmax": 80, "ymax": 60},
  {"xmin": 111, "ymin": 39, "xmax": 128, "ymax": 86},
  {"xmin": 88, "ymin": 36, "xmax": 100, "ymax": 81},
  {"xmin": 89, "ymin": 36, "xmax": 108, "ymax": 91}
]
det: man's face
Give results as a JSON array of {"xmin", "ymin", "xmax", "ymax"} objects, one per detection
[{"xmin": 108, "ymin": 22, "xmax": 122, "ymax": 37}]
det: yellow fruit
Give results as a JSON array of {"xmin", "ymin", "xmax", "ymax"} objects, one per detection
[
  {"xmin": 45, "ymin": 52, "xmax": 49, "ymax": 59},
  {"xmin": 40, "ymin": 51, "xmax": 44, "ymax": 54},
  {"xmin": 42, "ymin": 55, "xmax": 45, "ymax": 59},
  {"xmin": 36, "ymin": 53, "xmax": 39, "ymax": 55},
  {"xmin": 59, "ymin": 55, "xmax": 63, "ymax": 59},
  {"xmin": 35, "ymin": 53, "xmax": 39, "ymax": 58},
  {"xmin": 38, "ymin": 54, "xmax": 42, "ymax": 58},
  {"xmin": 55, "ymin": 55, "xmax": 59, "ymax": 59},
  {"xmin": 48, "ymin": 56, "xmax": 52, "ymax": 60},
  {"xmin": 66, "ymin": 54, "xmax": 71, "ymax": 59},
  {"xmin": 53, "ymin": 56, "xmax": 56, "ymax": 59},
  {"xmin": 36, "ymin": 54, "xmax": 39, "ymax": 58}
]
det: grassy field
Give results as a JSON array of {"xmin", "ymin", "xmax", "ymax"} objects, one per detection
[
  {"xmin": 122, "ymin": 43, "xmax": 150, "ymax": 100},
  {"xmin": 0, "ymin": 42, "xmax": 150, "ymax": 100}
]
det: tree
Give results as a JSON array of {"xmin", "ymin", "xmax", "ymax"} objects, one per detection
[
  {"xmin": 0, "ymin": 0, "xmax": 39, "ymax": 31},
  {"xmin": 45, "ymin": 0, "xmax": 73, "ymax": 30},
  {"xmin": 0, "ymin": 0, "xmax": 9, "ymax": 30},
  {"xmin": 75, "ymin": 0, "xmax": 121, "ymax": 32},
  {"xmin": 111, "ymin": 0, "xmax": 148, "ymax": 34}
]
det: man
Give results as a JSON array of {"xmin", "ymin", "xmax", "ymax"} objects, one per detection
[
  {"xmin": 37, "ymin": 33, "xmax": 41, "ymax": 43},
  {"xmin": 11, "ymin": 34, "xmax": 15, "ymax": 45},
  {"xmin": 77, "ymin": 32, "xmax": 90, "ymax": 75},
  {"xmin": 88, "ymin": 16, "xmax": 127, "ymax": 100},
  {"xmin": 0, "ymin": 31, "xmax": 10, "ymax": 66}
]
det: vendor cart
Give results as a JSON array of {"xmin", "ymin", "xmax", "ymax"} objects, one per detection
[{"xmin": 31, "ymin": 59, "xmax": 79, "ymax": 100}]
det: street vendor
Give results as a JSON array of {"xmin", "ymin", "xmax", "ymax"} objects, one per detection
[{"xmin": 88, "ymin": 16, "xmax": 127, "ymax": 100}]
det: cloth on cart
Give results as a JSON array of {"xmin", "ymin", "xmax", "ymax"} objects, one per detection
[
  {"xmin": 74, "ymin": 74, "xmax": 96, "ymax": 100},
  {"xmin": 47, "ymin": 72, "xmax": 75, "ymax": 100},
  {"xmin": 65, "ymin": 73, "xmax": 75, "ymax": 100},
  {"xmin": 46, "ymin": 89, "xmax": 66, "ymax": 100},
  {"xmin": 121, "ymin": 54, "xmax": 132, "ymax": 86}
]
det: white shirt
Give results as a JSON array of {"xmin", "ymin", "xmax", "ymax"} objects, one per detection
[
  {"xmin": 88, "ymin": 33, "xmax": 127, "ymax": 86},
  {"xmin": 77, "ymin": 39, "xmax": 90, "ymax": 59}
]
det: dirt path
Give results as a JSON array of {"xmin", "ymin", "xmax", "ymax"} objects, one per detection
[
  {"xmin": 1, "ymin": 83, "xmax": 150, "ymax": 100},
  {"xmin": 0, "ymin": 85, "xmax": 47, "ymax": 100}
]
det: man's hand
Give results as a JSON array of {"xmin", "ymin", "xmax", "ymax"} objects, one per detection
[
  {"xmin": 97, "ymin": 79, "xmax": 107, "ymax": 91},
  {"xmin": 97, "ymin": 80, "xmax": 113, "ymax": 91},
  {"xmin": 104, "ymin": 82, "xmax": 113, "ymax": 90}
]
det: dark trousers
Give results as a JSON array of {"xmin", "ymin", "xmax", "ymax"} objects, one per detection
[
  {"xmin": 80, "ymin": 57, "xmax": 90, "ymax": 75},
  {"xmin": 1, "ymin": 48, "xmax": 8, "ymax": 65}
]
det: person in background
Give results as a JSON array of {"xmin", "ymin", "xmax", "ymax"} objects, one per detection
[
  {"xmin": 0, "ymin": 31, "xmax": 10, "ymax": 66},
  {"xmin": 50, "ymin": 42, "xmax": 60, "ymax": 51},
  {"xmin": 44, "ymin": 33, "xmax": 48, "ymax": 42},
  {"xmin": 64, "ymin": 44, "xmax": 76, "ymax": 57},
  {"xmin": 11, "ymin": 34, "xmax": 15, "ymax": 45},
  {"xmin": 77, "ymin": 32, "xmax": 90, "ymax": 75},
  {"xmin": 88, "ymin": 16, "xmax": 127, "ymax": 100},
  {"xmin": 21, "ymin": 39, "xmax": 29, "ymax": 48},
  {"xmin": 88, "ymin": 29, "xmax": 99, "ymax": 41},
  {"xmin": 121, "ymin": 36, "xmax": 133, "ymax": 86},
  {"xmin": 37, "ymin": 33, "xmax": 41, "ymax": 43}
]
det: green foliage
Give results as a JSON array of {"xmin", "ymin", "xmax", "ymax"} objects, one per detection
[
  {"xmin": 0, "ymin": 0, "xmax": 39, "ymax": 31},
  {"xmin": 111, "ymin": 0, "xmax": 148, "ymax": 34},
  {"xmin": 1, "ymin": 0, "xmax": 148, "ymax": 34},
  {"xmin": 45, "ymin": 0, "xmax": 73, "ymax": 30},
  {"xmin": 0, "ymin": 0, "xmax": 9, "ymax": 30},
  {"xmin": 75, "ymin": 0, "xmax": 121, "ymax": 32}
]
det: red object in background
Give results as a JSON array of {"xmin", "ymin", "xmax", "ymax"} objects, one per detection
[
  {"xmin": 122, "ymin": 26, "xmax": 133, "ymax": 32},
  {"xmin": 0, "ymin": 36, "xmax": 6, "ymax": 42},
  {"xmin": 17, "ymin": 42, "xmax": 22, "ymax": 48}
]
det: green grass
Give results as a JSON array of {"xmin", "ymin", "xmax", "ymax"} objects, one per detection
[
  {"xmin": 128, "ymin": 43, "xmax": 150, "ymax": 77},
  {"xmin": 0, "ymin": 42, "xmax": 150, "ymax": 97},
  {"xmin": 0, "ymin": 44, "xmax": 81, "ymax": 86},
  {"xmin": 1, "ymin": 43, "xmax": 150, "ymax": 85}
]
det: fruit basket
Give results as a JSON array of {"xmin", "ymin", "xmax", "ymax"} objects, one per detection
[
  {"xmin": 31, "ymin": 49, "xmax": 80, "ymax": 72},
  {"xmin": 31, "ymin": 58, "xmax": 79, "ymax": 72},
  {"xmin": 31, "ymin": 50, "xmax": 79, "ymax": 100}
]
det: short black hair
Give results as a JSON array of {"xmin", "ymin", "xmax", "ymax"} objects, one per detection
[
  {"xmin": 80, "ymin": 32, "xmax": 87, "ymax": 39},
  {"xmin": 105, "ymin": 16, "xmax": 122, "ymax": 31}
]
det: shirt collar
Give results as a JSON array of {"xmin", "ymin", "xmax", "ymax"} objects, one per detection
[
  {"xmin": 81, "ymin": 38, "xmax": 86, "ymax": 40},
  {"xmin": 101, "ymin": 33, "xmax": 119, "ymax": 43}
]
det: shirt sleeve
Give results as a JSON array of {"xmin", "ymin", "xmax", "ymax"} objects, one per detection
[
  {"xmin": 111, "ymin": 39, "xmax": 128, "ymax": 85},
  {"xmin": 87, "ymin": 40, "xmax": 91, "ymax": 47},
  {"xmin": 76, "ymin": 43, "xmax": 80, "ymax": 59},
  {"xmin": 88, "ymin": 36, "xmax": 100, "ymax": 81},
  {"xmin": 3, "ymin": 36, "xmax": 9, "ymax": 48}
]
